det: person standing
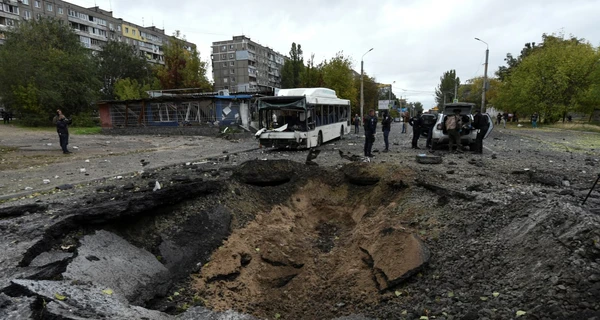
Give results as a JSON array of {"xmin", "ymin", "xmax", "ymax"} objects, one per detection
[
  {"xmin": 408, "ymin": 112, "xmax": 423, "ymax": 149},
  {"xmin": 381, "ymin": 111, "xmax": 392, "ymax": 152},
  {"xmin": 531, "ymin": 112, "xmax": 538, "ymax": 128},
  {"xmin": 446, "ymin": 109, "xmax": 463, "ymax": 153},
  {"xmin": 354, "ymin": 114, "xmax": 361, "ymax": 134},
  {"xmin": 363, "ymin": 109, "xmax": 377, "ymax": 157},
  {"xmin": 472, "ymin": 109, "xmax": 489, "ymax": 154},
  {"xmin": 53, "ymin": 109, "xmax": 72, "ymax": 154},
  {"xmin": 496, "ymin": 113, "xmax": 502, "ymax": 125},
  {"xmin": 502, "ymin": 112, "xmax": 508, "ymax": 128},
  {"xmin": 401, "ymin": 111, "xmax": 409, "ymax": 133},
  {"xmin": 1, "ymin": 111, "xmax": 7, "ymax": 124}
]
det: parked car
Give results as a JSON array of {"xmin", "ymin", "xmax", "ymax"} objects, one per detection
[
  {"xmin": 430, "ymin": 103, "xmax": 493, "ymax": 150},
  {"xmin": 394, "ymin": 117, "xmax": 401, "ymax": 122},
  {"xmin": 420, "ymin": 114, "xmax": 438, "ymax": 137}
]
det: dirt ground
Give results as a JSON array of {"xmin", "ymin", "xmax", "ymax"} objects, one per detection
[{"xmin": 1, "ymin": 122, "xmax": 600, "ymax": 320}]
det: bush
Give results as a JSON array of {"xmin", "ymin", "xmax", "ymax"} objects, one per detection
[{"xmin": 70, "ymin": 112, "xmax": 100, "ymax": 127}]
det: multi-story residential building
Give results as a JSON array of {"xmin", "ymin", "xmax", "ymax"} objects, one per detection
[
  {"xmin": 212, "ymin": 35, "xmax": 286, "ymax": 93},
  {"xmin": 0, "ymin": 0, "xmax": 195, "ymax": 65}
]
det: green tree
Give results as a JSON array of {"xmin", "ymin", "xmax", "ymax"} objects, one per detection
[
  {"xmin": 95, "ymin": 40, "xmax": 153, "ymax": 100},
  {"xmin": 114, "ymin": 78, "xmax": 150, "ymax": 100},
  {"xmin": 0, "ymin": 18, "xmax": 101, "ymax": 125},
  {"xmin": 320, "ymin": 52, "xmax": 358, "ymax": 107},
  {"xmin": 496, "ymin": 42, "xmax": 538, "ymax": 81},
  {"xmin": 435, "ymin": 70, "xmax": 460, "ymax": 107},
  {"xmin": 495, "ymin": 33, "xmax": 599, "ymax": 123},
  {"xmin": 459, "ymin": 77, "xmax": 501, "ymax": 110},
  {"xmin": 281, "ymin": 43, "xmax": 304, "ymax": 88},
  {"xmin": 156, "ymin": 31, "xmax": 212, "ymax": 91},
  {"xmin": 299, "ymin": 53, "xmax": 324, "ymax": 87},
  {"xmin": 414, "ymin": 102, "xmax": 424, "ymax": 114}
]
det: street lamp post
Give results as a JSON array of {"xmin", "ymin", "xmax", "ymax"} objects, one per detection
[
  {"xmin": 475, "ymin": 37, "xmax": 489, "ymax": 113},
  {"xmin": 360, "ymin": 48, "xmax": 373, "ymax": 120}
]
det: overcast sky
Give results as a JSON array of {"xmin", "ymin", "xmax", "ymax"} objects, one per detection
[{"xmin": 72, "ymin": 0, "xmax": 599, "ymax": 109}]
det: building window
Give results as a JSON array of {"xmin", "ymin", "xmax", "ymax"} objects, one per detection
[
  {"xmin": 231, "ymin": 69, "xmax": 235, "ymax": 74},
  {"xmin": 132, "ymin": 30, "xmax": 136, "ymax": 36},
  {"xmin": 221, "ymin": 45, "xmax": 226, "ymax": 51},
  {"xmin": 224, "ymin": 78, "xmax": 228, "ymax": 84},
  {"xmin": 222, "ymin": 62, "xmax": 226, "ymax": 67},
  {"xmin": 220, "ymin": 54, "xmax": 226, "ymax": 59},
  {"xmin": 230, "ymin": 61, "xmax": 235, "ymax": 66},
  {"xmin": 229, "ymin": 44, "xmax": 233, "ymax": 49},
  {"xmin": 229, "ymin": 53, "xmax": 234, "ymax": 59},
  {"xmin": 47, "ymin": 4, "xmax": 53, "ymax": 11},
  {"xmin": 58, "ymin": 7, "xmax": 63, "ymax": 14},
  {"xmin": 24, "ymin": 10, "xmax": 31, "ymax": 19},
  {"xmin": 117, "ymin": 25, "xmax": 121, "ymax": 31},
  {"xmin": 22, "ymin": 0, "xmax": 29, "ymax": 4},
  {"xmin": 231, "ymin": 77, "xmax": 235, "ymax": 82},
  {"xmin": 125, "ymin": 27, "xmax": 129, "ymax": 34},
  {"xmin": 34, "ymin": 1, "xmax": 40, "ymax": 8}
]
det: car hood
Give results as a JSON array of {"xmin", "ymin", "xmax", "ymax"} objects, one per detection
[{"xmin": 442, "ymin": 103, "xmax": 474, "ymax": 115}]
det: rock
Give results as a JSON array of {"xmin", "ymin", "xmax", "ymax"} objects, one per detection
[
  {"xmin": 29, "ymin": 251, "xmax": 73, "ymax": 267},
  {"xmin": 447, "ymin": 170, "xmax": 455, "ymax": 174},
  {"xmin": 528, "ymin": 171, "xmax": 563, "ymax": 187},
  {"xmin": 96, "ymin": 185, "xmax": 116, "ymax": 192},
  {"xmin": 415, "ymin": 154, "xmax": 442, "ymax": 164},
  {"xmin": 122, "ymin": 183, "xmax": 135, "ymax": 190},
  {"xmin": 172, "ymin": 175, "xmax": 191, "ymax": 183},
  {"xmin": 360, "ymin": 230, "xmax": 430, "ymax": 291},
  {"xmin": 0, "ymin": 203, "xmax": 48, "ymax": 218},
  {"xmin": 56, "ymin": 184, "xmax": 74, "ymax": 191},
  {"xmin": 558, "ymin": 189, "xmax": 575, "ymax": 196},
  {"xmin": 466, "ymin": 184, "xmax": 484, "ymax": 192},
  {"xmin": 0, "ymin": 293, "xmax": 35, "ymax": 320},
  {"xmin": 10, "ymin": 279, "xmax": 171, "ymax": 320},
  {"xmin": 62, "ymin": 230, "xmax": 171, "ymax": 305}
]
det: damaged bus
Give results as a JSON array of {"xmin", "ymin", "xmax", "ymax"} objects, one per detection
[{"xmin": 255, "ymin": 88, "xmax": 351, "ymax": 149}]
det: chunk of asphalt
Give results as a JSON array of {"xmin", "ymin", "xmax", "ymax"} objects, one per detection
[
  {"xmin": 62, "ymin": 230, "xmax": 170, "ymax": 306},
  {"xmin": 29, "ymin": 251, "xmax": 73, "ymax": 268},
  {"xmin": 10, "ymin": 279, "xmax": 171, "ymax": 320},
  {"xmin": 0, "ymin": 292, "xmax": 36, "ymax": 320}
]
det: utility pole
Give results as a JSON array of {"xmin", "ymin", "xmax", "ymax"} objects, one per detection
[
  {"xmin": 454, "ymin": 81, "xmax": 457, "ymax": 102},
  {"xmin": 360, "ymin": 48, "xmax": 373, "ymax": 120},
  {"xmin": 475, "ymin": 38, "xmax": 489, "ymax": 113},
  {"xmin": 388, "ymin": 81, "xmax": 395, "ymax": 109}
]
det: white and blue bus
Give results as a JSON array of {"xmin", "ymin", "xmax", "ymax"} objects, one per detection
[{"xmin": 255, "ymin": 88, "xmax": 351, "ymax": 149}]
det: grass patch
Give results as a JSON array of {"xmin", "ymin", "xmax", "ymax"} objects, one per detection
[{"xmin": 545, "ymin": 122, "xmax": 600, "ymax": 133}]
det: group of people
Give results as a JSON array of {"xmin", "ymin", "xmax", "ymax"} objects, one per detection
[{"xmin": 356, "ymin": 108, "xmax": 490, "ymax": 157}]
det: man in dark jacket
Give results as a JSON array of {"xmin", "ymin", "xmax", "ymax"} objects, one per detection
[
  {"xmin": 54, "ymin": 109, "xmax": 72, "ymax": 154},
  {"xmin": 363, "ymin": 109, "xmax": 377, "ymax": 157},
  {"xmin": 354, "ymin": 114, "xmax": 361, "ymax": 134},
  {"xmin": 381, "ymin": 111, "xmax": 392, "ymax": 152},
  {"xmin": 472, "ymin": 109, "xmax": 489, "ymax": 154},
  {"xmin": 408, "ymin": 112, "xmax": 423, "ymax": 149}
]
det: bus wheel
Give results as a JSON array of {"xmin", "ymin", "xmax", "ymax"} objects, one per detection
[
  {"xmin": 339, "ymin": 126, "xmax": 344, "ymax": 140},
  {"xmin": 317, "ymin": 132, "xmax": 323, "ymax": 147}
]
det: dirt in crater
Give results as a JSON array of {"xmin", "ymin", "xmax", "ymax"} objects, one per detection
[{"xmin": 192, "ymin": 169, "xmax": 428, "ymax": 320}]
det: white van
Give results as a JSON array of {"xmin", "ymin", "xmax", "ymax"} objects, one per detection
[{"xmin": 430, "ymin": 103, "xmax": 493, "ymax": 150}]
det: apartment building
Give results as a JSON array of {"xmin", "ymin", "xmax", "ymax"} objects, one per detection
[
  {"xmin": 212, "ymin": 35, "xmax": 286, "ymax": 93},
  {"xmin": 0, "ymin": 0, "xmax": 195, "ymax": 64}
]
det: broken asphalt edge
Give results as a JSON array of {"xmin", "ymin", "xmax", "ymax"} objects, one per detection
[{"xmin": 0, "ymin": 147, "xmax": 261, "ymax": 202}]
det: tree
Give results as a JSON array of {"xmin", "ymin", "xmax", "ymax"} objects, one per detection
[
  {"xmin": 495, "ymin": 33, "xmax": 599, "ymax": 123},
  {"xmin": 320, "ymin": 52, "xmax": 358, "ymax": 108},
  {"xmin": 281, "ymin": 43, "xmax": 304, "ymax": 88},
  {"xmin": 114, "ymin": 78, "xmax": 150, "ymax": 100},
  {"xmin": 299, "ymin": 53, "xmax": 324, "ymax": 88},
  {"xmin": 414, "ymin": 102, "xmax": 424, "ymax": 114},
  {"xmin": 0, "ymin": 18, "xmax": 101, "ymax": 125},
  {"xmin": 95, "ymin": 40, "xmax": 153, "ymax": 100},
  {"xmin": 352, "ymin": 73, "xmax": 378, "ymax": 116},
  {"xmin": 155, "ymin": 31, "xmax": 212, "ymax": 91},
  {"xmin": 496, "ymin": 42, "xmax": 538, "ymax": 81},
  {"xmin": 435, "ymin": 70, "xmax": 460, "ymax": 107},
  {"xmin": 458, "ymin": 77, "xmax": 501, "ymax": 110}
]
